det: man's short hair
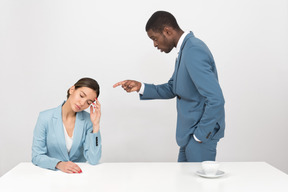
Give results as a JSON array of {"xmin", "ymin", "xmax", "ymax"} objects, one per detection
[{"xmin": 145, "ymin": 11, "xmax": 180, "ymax": 33}]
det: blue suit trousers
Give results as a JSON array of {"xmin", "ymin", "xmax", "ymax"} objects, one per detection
[{"xmin": 178, "ymin": 136, "xmax": 219, "ymax": 162}]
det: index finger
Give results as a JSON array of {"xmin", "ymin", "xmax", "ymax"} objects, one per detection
[
  {"xmin": 113, "ymin": 80, "xmax": 127, "ymax": 88},
  {"xmin": 95, "ymin": 98, "xmax": 101, "ymax": 106}
]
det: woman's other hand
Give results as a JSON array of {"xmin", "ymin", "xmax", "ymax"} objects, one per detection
[
  {"xmin": 56, "ymin": 161, "xmax": 82, "ymax": 174},
  {"xmin": 90, "ymin": 98, "xmax": 101, "ymax": 133}
]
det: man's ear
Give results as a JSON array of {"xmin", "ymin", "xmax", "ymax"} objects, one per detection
[
  {"xmin": 69, "ymin": 86, "xmax": 76, "ymax": 95},
  {"xmin": 163, "ymin": 26, "xmax": 173, "ymax": 36}
]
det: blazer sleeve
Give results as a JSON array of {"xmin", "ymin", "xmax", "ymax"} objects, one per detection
[
  {"xmin": 140, "ymin": 77, "xmax": 176, "ymax": 100},
  {"xmin": 83, "ymin": 121, "xmax": 102, "ymax": 165},
  {"xmin": 184, "ymin": 45, "xmax": 225, "ymax": 142},
  {"xmin": 31, "ymin": 113, "xmax": 61, "ymax": 170}
]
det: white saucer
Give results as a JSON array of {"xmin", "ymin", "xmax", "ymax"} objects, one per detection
[{"xmin": 196, "ymin": 170, "xmax": 226, "ymax": 178}]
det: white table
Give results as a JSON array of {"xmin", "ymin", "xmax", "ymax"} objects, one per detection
[{"xmin": 0, "ymin": 162, "xmax": 287, "ymax": 192}]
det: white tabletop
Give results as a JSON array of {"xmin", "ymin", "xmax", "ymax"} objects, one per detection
[{"xmin": 0, "ymin": 162, "xmax": 287, "ymax": 192}]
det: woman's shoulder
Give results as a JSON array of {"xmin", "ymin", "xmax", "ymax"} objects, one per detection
[{"xmin": 38, "ymin": 105, "xmax": 61, "ymax": 120}]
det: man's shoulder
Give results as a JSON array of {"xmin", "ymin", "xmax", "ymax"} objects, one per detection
[
  {"xmin": 186, "ymin": 35, "xmax": 206, "ymax": 47},
  {"xmin": 183, "ymin": 35, "xmax": 210, "ymax": 54}
]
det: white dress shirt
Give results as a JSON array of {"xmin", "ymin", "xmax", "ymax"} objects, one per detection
[{"xmin": 63, "ymin": 124, "xmax": 73, "ymax": 153}]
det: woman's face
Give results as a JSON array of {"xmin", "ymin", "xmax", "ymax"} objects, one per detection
[{"xmin": 68, "ymin": 86, "xmax": 97, "ymax": 112}]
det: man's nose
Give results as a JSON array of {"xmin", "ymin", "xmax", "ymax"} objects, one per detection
[{"xmin": 153, "ymin": 41, "xmax": 158, "ymax": 48}]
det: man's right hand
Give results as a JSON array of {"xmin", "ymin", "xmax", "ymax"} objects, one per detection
[{"xmin": 113, "ymin": 80, "xmax": 141, "ymax": 93}]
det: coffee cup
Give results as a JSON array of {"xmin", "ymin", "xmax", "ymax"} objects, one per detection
[{"xmin": 201, "ymin": 161, "xmax": 220, "ymax": 176}]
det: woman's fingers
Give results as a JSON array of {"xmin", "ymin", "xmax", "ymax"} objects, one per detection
[
  {"xmin": 92, "ymin": 99, "xmax": 101, "ymax": 112},
  {"xmin": 71, "ymin": 162, "xmax": 81, "ymax": 173},
  {"xmin": 66, "ymin": 161, "xmax": 82, "ymax": 173},
  {"xmin": 56, "ymin": 161, "xmax": 82, "ymax": 174},
  {"xmin": 90, "ymin": 104, "xmax": 93, "ymax": 113}
]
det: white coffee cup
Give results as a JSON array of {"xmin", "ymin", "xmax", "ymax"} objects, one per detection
[{"xmin": 201, "ymin": 161, "xmax": 220, "ymax": 176}]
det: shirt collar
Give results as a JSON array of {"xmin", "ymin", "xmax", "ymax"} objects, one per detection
[{"xmin": 176, "ymin": 31, "xmax": 189, "ymax": 54}]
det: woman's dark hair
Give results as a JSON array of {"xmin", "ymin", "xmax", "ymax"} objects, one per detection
[
  {"xmin": 67, "ymin": 77, "xmax": 100, "ymax": 99},
  {"xmin": 145, "ymin": 11, "xmax": 180, "ymax": 33}
]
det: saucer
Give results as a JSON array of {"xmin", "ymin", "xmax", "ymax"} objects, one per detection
[{"xmin": 196, "ymin": 170, "xmax": 226, "ymax": 178}]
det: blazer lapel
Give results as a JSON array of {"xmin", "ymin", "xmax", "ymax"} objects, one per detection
[
  {"xmin": 173, "ymin": 56, "xmax": 180, "ymax": 93},
  {"xmin": 52, "ymin": 104, "xmax": 69, "ymax": 160},
  {"xmin": 69, "ymin": 111, "xmax": 85, "ymax": 158},
  {"xmin": 174, "ymin": 32, "xmax": 194, "ymax": 93},
  {"xmin": 177, "ymin": 32, "xmax": 194, "ymax": 64}
]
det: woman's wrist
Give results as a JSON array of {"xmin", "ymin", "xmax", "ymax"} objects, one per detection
[
  {"xmin": 93, "ymin": 124, "xmax": 100, "ymax": 133},
  {"xmin": 56, "ymin": 161, "xmax": 62, "ymax": 169}
]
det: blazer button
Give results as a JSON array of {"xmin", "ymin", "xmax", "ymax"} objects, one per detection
[{"xmin": 177, "ymin": 95, "xmax": 181, "ymax": 100}]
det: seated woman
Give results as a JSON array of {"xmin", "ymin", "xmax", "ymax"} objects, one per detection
[{"xmin": 32, "ymin": 77, "xmax": 101, "ymax": 173}]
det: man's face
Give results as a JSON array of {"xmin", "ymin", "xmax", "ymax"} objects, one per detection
[{"xmin": 147, "ymin": 29, "xmax": 174, "ymax": 53}]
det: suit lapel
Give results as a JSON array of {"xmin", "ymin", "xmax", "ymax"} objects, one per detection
[
  {"xmin": 177, "ymin": 32, "xmax": 194, "ymax": 66},
  {"xmin": 174, "ymin": 32, "xmax": 195, "ymax": 93},
  {"xmin": 69, "ymin": 111, "xmax": 85, "ymax": 158},
  {"xmin": 52, "ymin": 105, "xmax": 69, "ymax": 160},
  {"xmin": 173, "ymin": 57, "xmax": 180, "ymax": 93}
]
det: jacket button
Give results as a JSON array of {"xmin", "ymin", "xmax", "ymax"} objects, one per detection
[{"xmin": 177, "ymin": 95, "xmax": 181, "ymax": 100}]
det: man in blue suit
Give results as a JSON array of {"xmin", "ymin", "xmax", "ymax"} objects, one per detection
[{"xmin": 114, "ymin": 11, "xmax": 225, "ymax": 162}]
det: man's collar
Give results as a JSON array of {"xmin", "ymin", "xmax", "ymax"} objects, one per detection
[{"xmin": 176, "ymin": 31, "xmax": 190, "ymax": 54}]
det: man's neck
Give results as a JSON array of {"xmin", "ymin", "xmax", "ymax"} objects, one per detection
[{"xmin": 174, "ymin": 30, "xmax": 184, "ymax": 48}]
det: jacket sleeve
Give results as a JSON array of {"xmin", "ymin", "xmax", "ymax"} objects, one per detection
[
  {"xmin": 31, "ymin": 113, "xmax": 61, "ymax": 170},
  {"xmin": 140, "ymin": 77, "xmax": 176, "ymax": 100},
  {"xmin": 184, "ymin": 45, "xmax": 225, "ymax": 143},
  {"xmin": 83, "ymin": 121, "xmax": 102, "ymax": 165}
]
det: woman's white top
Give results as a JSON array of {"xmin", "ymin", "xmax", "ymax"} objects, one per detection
[{"xmin": 63, "ymin": 124, "xmax": 73, "ymax": 153}]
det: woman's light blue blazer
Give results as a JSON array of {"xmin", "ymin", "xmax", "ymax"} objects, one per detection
[{"xmin": 32, "ymin": 102, "xmax": 102, "ymax": 170}]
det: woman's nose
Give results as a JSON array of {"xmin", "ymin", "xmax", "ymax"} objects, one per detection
[{"xmin": 80, "ymin": 99, "xmax": 86, "ymax": 106}]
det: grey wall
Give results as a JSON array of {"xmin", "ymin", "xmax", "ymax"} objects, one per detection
[{"xmin": 1, "ymin": 0, "xmax": 288, "ymax": 176}]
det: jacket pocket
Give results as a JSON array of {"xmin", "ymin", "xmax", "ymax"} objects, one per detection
[{"xmin": 211, "ymin": 120, "xmax": 225, "ymax": 140}]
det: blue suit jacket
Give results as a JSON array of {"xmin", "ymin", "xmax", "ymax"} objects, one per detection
[
  {"xmin": 32, "ymin": 103, "xmax": 102, "ymax": 170},
  {"xmin": 140, "ymin": 32, "xmax": 225, "ymax": 146}
]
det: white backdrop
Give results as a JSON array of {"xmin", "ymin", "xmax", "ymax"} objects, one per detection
[{"xmin": 1, "ymin": 0, "xmax": 288, "ymax": 176}]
